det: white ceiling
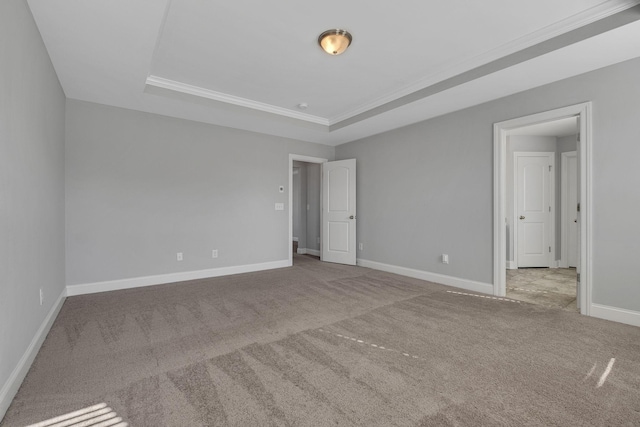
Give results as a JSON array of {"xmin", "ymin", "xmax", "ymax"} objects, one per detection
[
  {"xmin": 508, "ymin": 117, "xmax": 578, "ymax": 137},
  {"xmin": 27, "ymin": 0, "xmax": 640, "ymax": 146}
]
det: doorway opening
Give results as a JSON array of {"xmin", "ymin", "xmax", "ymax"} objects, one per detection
[
  {"xmin": 288, "ymin": 155, "xmax": 327, "ymax": 266},
  {"xmin": 494, "ymin": 103, "xmax": 592, "ymax": 315}
]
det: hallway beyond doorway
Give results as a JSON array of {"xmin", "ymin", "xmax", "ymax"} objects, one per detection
[{"xmin": 507, "ymin": 268, "xmax": 577, "ymax": 312}]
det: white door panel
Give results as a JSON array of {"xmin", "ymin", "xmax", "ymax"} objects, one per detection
[
  {"xmin": 516, "ymin": 153, "xmax": 554, "ymax": 267},
  {"xmin": 522, "ymin": 222, "xmax": 545, "ymax": 255},
  {"xmin": 328, "ymin": 167, "xmax": 350, "ymax": 212},
  {"xmin": 328, "ymin": 222, "xmax": 350, "ymax": 252},
  {"xmin": 322, "ymin": 159, "xmax": 356, "ymax": 265}
]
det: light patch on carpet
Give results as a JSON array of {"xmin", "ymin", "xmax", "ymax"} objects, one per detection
[
  {"xmin": 584, "ymin": 362, "xmax": 598, "ymax": 381},
  {"xmin": 597, "ymin": 358, "xmax": 616, "ymax": 388},
  {"xmin": 318, "ymin": 329, "xmax": 423, "ymax": 360},
  {"xmin": 446, "ymin": 290, "xmax": 521, "ymax": 303},
  {"xmin": 26, "ymin": 402, "xmax": 128, "ymax": 427}
]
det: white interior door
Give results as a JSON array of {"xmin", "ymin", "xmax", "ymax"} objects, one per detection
[
  {"xmin": 515, "ymin": 153, "xmax": 554, "ymax": 267},
  {"xmin": 566, "ymin": 153, "xmax": 579, "ymax": 267},
  {"xmin": 321, "ymin": 159, "xmax": 356, "ymax": 265}
]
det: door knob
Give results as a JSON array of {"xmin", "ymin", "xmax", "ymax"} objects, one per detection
[
  {"xmin": 519, "ymin": 216, "xmax": 525, "ymax": 220},
  {"xmin": 349, "ymin": 215, "xmax": 355, "ymax": 219},
  {"xmin": 574, "ymin": 219, "xmax": 577, "ymax": 223}
]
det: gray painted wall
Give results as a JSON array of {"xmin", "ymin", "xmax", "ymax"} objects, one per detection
[
  {"xmin": 336, "ymin": 56, "xmax": 640, "ymax": 312},
  {"xmin": 65, "ymin": 100, "xmax": 333, "ymax": 286},
  {"xmin": 0, "ymin": 0, "xmax": 66, "ymax": 418}
]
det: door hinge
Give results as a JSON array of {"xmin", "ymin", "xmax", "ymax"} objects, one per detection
[
  {"xmin": 577, "ymin": 273, "xmax": 581, "ymax": 283},
  {"xmin": 577, "ymin": 202, "xmax": 581, "ymax": 212},
  {"xmin": 549, "ymin": 246, "xmax": 551, "ymax": 253},
  {"xmin": 549, "ymin": 165, "xmax": 552, "ymax": 172},
  {"xmin": 549, "ymin": 206, "xmax": 551, "ymax": 212}
]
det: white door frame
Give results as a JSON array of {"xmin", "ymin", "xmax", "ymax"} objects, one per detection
[
  {"xmin": 512, "ymin": 151, "xmax": 555, "ymax": 269},
  {"xmin": 493, "ymin": 102, "xmax": 592, "ymax": 315},
  {"xmin": 289, "ymin": 154, "xmax": 328, "ymax": 266},
  {"xmin": 561, "ymin": 151, "xmax": 578, "ymax": 268}
]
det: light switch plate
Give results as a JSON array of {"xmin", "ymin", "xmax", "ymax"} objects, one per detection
[{"xmin": 275, "ymin": 203, "xmax": 284, "ymax": 211}]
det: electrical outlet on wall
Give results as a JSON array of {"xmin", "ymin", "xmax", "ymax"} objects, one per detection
[
  {"xmin": 442, "ymin": 254, "xmax": 449, "ymax": 264},
  {"xmin": 359, "ymin": 243, "xmax": 363, "ymax": 250},
  {"xmin": 177, "ymin": 252, "xmax": 183, "ymax": 261},
  {"xmin": 212, "ymin": 249, "xmax": 218, "ymax": 258}
]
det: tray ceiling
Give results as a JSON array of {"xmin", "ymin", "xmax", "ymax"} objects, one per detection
[{"xmin": 28, "ymin": 0, "xmax": 640, "ymax": 145}]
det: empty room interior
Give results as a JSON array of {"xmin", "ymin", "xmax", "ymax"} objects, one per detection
[{"xmin": 3, "ymin": 0, "xmax": 640, "ymax": 426}]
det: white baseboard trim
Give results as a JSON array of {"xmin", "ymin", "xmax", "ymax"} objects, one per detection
[
  {"xmin": 66, "ymin": 260, "xmax": 290, "ymax": 296},
  {"xmin": 357, "ymin": 259, "xmax": 494, "ymax": 295},
  {"xmin": 297, "ymin": 248, "xmax": 320, "ymax": 256},
  {"xmin": 292, "ymin": 237, "xmax": 299, "ymax": 242},
  {"xmin": 0, "ymin": 287, "xmax": 66, "ymax": 420},
  {"xmin": 507, "ymin": 261, "xmax": 562, "ymax": 269},
  {"xmin": 590, "ymin": 303, "xmax": 640, "ymax": 328}
]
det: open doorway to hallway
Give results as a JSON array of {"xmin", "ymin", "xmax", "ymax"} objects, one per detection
[
  {"xmin": 289, "ymin": 154, "xmax": 327, "ymax": 266},
  {"xmin": 504, "ymin": 116, "xmax": 579, "ymax": 311},
  {"xmin": 291, "ymin": 161, "xmax": 322, "ymax": 264}
]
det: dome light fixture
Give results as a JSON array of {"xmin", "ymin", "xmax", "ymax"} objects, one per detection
[{"xmin": 318, "ymin": 29, "xmax": 352, "ymax": 55}]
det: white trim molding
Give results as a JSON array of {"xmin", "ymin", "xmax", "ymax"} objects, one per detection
[
  {"xmin": 66, "ymin": 260, "xmax": 289, "ymax": 296},
  {"xmin": 0, "ymin": 288, "xmax": 67, "ymax": 420},
  {"xmin": 357, "ymin": 259, "xmax": 493, "ymax": 295},
  {"xmin": 590, "ymin": 304, "xmax": 640, "ymax": 328},
  {"xmin": 146, "ymin": 76, "xmax": 329, "ymax": 126},
  {"xmin": 297, "ymin": 248, "xmax": 320, "ymax": 257}
]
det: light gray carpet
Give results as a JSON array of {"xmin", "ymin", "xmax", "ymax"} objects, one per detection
[{"xmin": 3, "ymin": 255, "xmax": 640, "ymax": 426}]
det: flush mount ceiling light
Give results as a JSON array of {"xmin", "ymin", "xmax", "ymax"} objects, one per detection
[{"xmin": 318, "ymin": 29, "xmax": 352, "ymax": 55}]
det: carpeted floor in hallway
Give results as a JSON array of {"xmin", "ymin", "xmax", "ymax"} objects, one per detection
[
  {"xmin": 2, "ymin": 255, "xmax": 640, "ymax": 426},
  {"xmin": 507, "ymin": 267, "xmax": 578, "ymax": 311}
]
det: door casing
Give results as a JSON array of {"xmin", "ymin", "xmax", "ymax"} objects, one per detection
[
  {"xmin": 493, "ymin": 102, "xmax": 592, "ymax": 315},
  {"xmin": 288, "ymin": 154, "xmax": 328, "ymax": 267}
]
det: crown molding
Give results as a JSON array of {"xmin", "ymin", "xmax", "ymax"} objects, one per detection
[
  {"xmin": 146, "ymin": 1, "xmax": 639, "ymax": 131},
  {"xmin": 327, "ymin": 0, "xmax": 640, "ymax": 125},
  {"xmin": 145, "ymin": 75, "xmax": 331, "ymax": 126}
]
